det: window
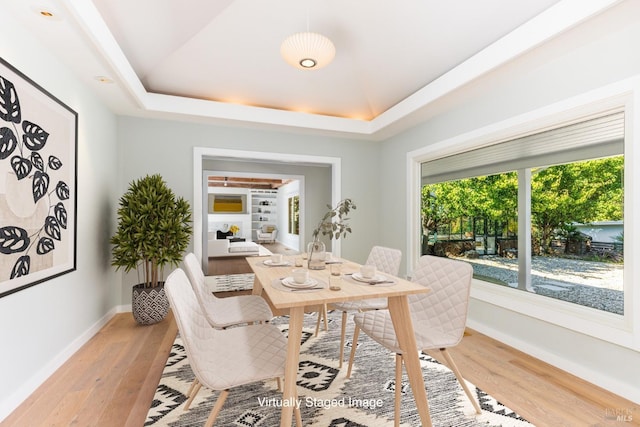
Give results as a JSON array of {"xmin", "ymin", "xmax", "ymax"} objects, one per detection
[
  {"xmin": 422, "ymin": 172, "xmax": 518, "ymax": 286},
  {"xmin": 288, "ymin": 195, "xmax": 300, "ymax": 235},
  {"xmin": 420, "ymin": 112, "xmax": 624, "ymax": 315}
]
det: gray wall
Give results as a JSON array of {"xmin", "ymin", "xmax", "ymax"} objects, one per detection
[
  {"xmin": 0, "ymin": 11, "xmax": 120, "ymax": 417},
  {"xmin": 380, "ymin": 0, "xmax": 640, "ymax": 402},
  {"xmin": 116, "ymin": 116, "xmax": 381, "ymax": 298}
]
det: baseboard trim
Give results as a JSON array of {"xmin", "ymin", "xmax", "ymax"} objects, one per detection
[
  {"xmin": 118, "ymin": 303, "xmax": 132, "ymax": 313},
  {"xmin": 0, "ymin": 308, "xmax": 119, "ymax": 422}
]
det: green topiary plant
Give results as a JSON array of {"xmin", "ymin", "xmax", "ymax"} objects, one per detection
[{"xmin": 110, "ymin": 174, "xmax": 192, "ymax": 288}]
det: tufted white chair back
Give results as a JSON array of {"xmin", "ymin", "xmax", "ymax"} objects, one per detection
[
  {"xmin": 365, "ymin": 246, "xmax": 402, "ymax": 276},
  {"xmin": 349, "ymin": 255, "xmax": 482, "ymax": 419},
  {"xmin": 183, "ymin": 252, "xmax": 216, "ymax": 303},
  {"xmin": 164, "ymin": 268, "xmax": 220, "ymax": 388},
  {"xmin": 408, "ymin": 255, "xmax": 473, "ymax": 348},
  {"xmin": 165, "ymin": 268, "xmax": 287, "ymax": 391}
]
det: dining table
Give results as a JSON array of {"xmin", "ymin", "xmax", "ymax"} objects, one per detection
[{"xmin": 248, "ymin": 254, "xmax": 434, "ymax": 427}]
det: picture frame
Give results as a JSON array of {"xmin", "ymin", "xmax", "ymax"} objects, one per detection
[{"xmin": 0, "ymin": 57, "xmax": 78, "ymax": 298}]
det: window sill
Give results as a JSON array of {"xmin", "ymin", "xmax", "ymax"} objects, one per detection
[{"xmin": 470, "ymin": 278, "xmax": 636, "ymax": 350}]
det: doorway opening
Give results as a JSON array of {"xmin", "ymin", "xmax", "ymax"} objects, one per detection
[{"xmin": 193, "ymin": 148, "xmax": 341, "ymax": 274}]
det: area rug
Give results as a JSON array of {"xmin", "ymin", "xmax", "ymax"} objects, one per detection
[
  {"xmin": 205, "ymin": 273, "xmax": 255, "ymax": 293},
  {"xmin": 146, "ymin": 310, "xmax": 534, "ymax": 427}
]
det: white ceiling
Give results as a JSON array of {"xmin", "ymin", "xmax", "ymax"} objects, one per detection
[{"xmin": 3, "ymin": 0, "xmax": 622, "ymax": 139}]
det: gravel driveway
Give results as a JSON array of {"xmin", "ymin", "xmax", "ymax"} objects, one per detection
[{"xmin": 463, "ymin": 255, "xmax": 624, "ymax": 315}]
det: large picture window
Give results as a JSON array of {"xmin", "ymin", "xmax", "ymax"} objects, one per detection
[{"xmin": 420, "ymin": 112, "xmax": 624, "ymax": 314}]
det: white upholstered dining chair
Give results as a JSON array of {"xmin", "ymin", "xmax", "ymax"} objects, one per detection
[
  {"xmin": 330, "ymin": 245, "xmax": 402, "ymax": 367},
  {"xmin": 183, "ymin": 252, "xmax": 273, "ymax": 328},
  {"xmin": 165, "ymin": 268, "xmax": 302, "ymax": 427},
  {"xmin": 182, "ymin": 252, "xmax": 274, "ymax": 406},
  {"xmin": 346, "ymin": 255, "xmax": 481, "ymax": 426}
]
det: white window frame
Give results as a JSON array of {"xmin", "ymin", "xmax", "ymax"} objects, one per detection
[{"xmin": 407, "ymin": 76, "xmax": 640, "ymax": 351}]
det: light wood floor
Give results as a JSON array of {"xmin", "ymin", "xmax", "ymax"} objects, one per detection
[
  {"xmin": 4, "ymin": 305, "xmax": 638, "ymax": 426},
  {"xmin": 2, "ymin": 311, "xmax": 178, "ymax": 427}
]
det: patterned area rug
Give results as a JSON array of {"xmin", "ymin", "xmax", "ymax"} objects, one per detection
[
  {"xmin": 205, "ymin": 273, "xmax": 256, "ymax": 293},
  {"xmin": 146, "ymin": 310, "xmax": 534, "ymax": 427}
]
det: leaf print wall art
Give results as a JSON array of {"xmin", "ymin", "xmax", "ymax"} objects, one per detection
[{"xmin": 0, "ymin": 58, "xmax": 77, "ymax": 298}]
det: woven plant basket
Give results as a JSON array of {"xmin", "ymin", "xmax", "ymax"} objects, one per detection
[{"xmin": 131, "ymin": 283, "xmax": 169, "ymax": 325}]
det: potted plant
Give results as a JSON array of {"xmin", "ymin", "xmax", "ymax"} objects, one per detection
[
  {"xmin": 111, "ymin": 174, "xmax": 192, "ymax": 325},
  {"xmin": 308, "ymin": 199, "xmax": 356, "ymax": 269}
]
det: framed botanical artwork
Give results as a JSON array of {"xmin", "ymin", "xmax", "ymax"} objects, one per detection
[{"xmin": 0, "ymin": 57, "xmax": 78, "ymax": 298}]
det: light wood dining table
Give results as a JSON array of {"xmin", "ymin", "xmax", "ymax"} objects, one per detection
[{"xmin": 248, "ymin": 255, "xmax": 433, "ymax": 427}]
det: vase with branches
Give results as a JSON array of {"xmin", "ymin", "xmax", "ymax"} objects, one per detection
[{"xmin": 308, "ymin": 199, "xmax": 356, "ymax": 269}]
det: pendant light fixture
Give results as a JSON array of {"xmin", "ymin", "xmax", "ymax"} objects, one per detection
[{"xmin": 280, "ymin": 2, "xmax": 335, "ymax": 70}]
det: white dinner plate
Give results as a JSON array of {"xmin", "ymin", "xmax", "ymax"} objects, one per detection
[
  {"xmin": 352, "ymin": 272, "xmax": 387, "ymax": 283},
  {"xmin": 281, "ymin": 277, "xmax": 318, "ymax": 289},
  {"xmin": 263, "ymin": 259, "xmax": 291, "ymax": 266}
]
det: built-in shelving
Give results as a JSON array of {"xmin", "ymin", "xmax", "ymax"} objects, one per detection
[{"xmin": 251, "ymin": 189, "xmax": 277, "ymax": 238}]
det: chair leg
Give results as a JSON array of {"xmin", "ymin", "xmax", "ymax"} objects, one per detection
[
  {"xmin": 204, "ymin": 389, "xmax": 229, "ymax": 427},
  {"xmin": 395, "ymin": 354, "xmax": 403, "ymax": 427},
  {"xmin": 314, "ymin": 303, "xmax": 328, "ymax": 336},
  {"xmin": 314, "ymin": 306, "xmax": 322, "ymax": 336},
  {"xmin": 323, "ymin": 304, "xmax": 328, "ymax": 331},
  {"xmin": 184, "ymin": 381, "xmax": 202, "ymax": 410},
  {"xmin": 186, "ymin": 378, "xmax": 199, "ymax": 398},
  {"xmin": 346, "ymin": 325, "xmax": 360, "ymax": 378},
  {"xmin": 339, "ymin": 311, "xmax": 347, "ymax": 368},
  {"xmin": 294, "ymin": 390, "xmax": 303, "ymax": 426},
  {"xmin": 440, "ymin": 348, "xmax": 482, "ymax": 415}
]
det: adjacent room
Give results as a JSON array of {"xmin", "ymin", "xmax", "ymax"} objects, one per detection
[
  {"xmin": 204, "ymin": 172, "xmax": 303, "ymax": 276},
  {"xmin": 1, "ymin": 0, "xmax": 639, "ymax": 426}
]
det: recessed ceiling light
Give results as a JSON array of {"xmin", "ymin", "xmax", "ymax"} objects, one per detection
[
  {"xmin": 32, "ymin": 6, "xmax": 62, "ymax": 21},
  {"xmin": 94, "ymin": 76, "xmax": 114, "ymax": 84}
]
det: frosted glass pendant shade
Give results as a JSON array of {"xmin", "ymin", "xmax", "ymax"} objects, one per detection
[{"xmin": 280, "ymin": 32, "xmax": 335, "ymax": 70}]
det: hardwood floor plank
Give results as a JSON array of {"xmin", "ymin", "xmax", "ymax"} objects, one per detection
[
  {"xmin": 71, "ymin": 340, "xmax": 146, "ymax": 426},
  {"xmin": 440, "ymin": 329, "xmax": 640, "ymax": 427},
  {"xmin": 53, "ymin": 390, "xmax": 92, "ymax": 427},
  {"xmin": 1, "ymin": 312, "xmax": 176, "ymax": 427},
  {"xmin": 123, "ymin": 312, "xmax": 177, "ymax": 427},
  {"xmin": 207, "ymin": 255, "xmax": 254, "ymax": 275}
]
